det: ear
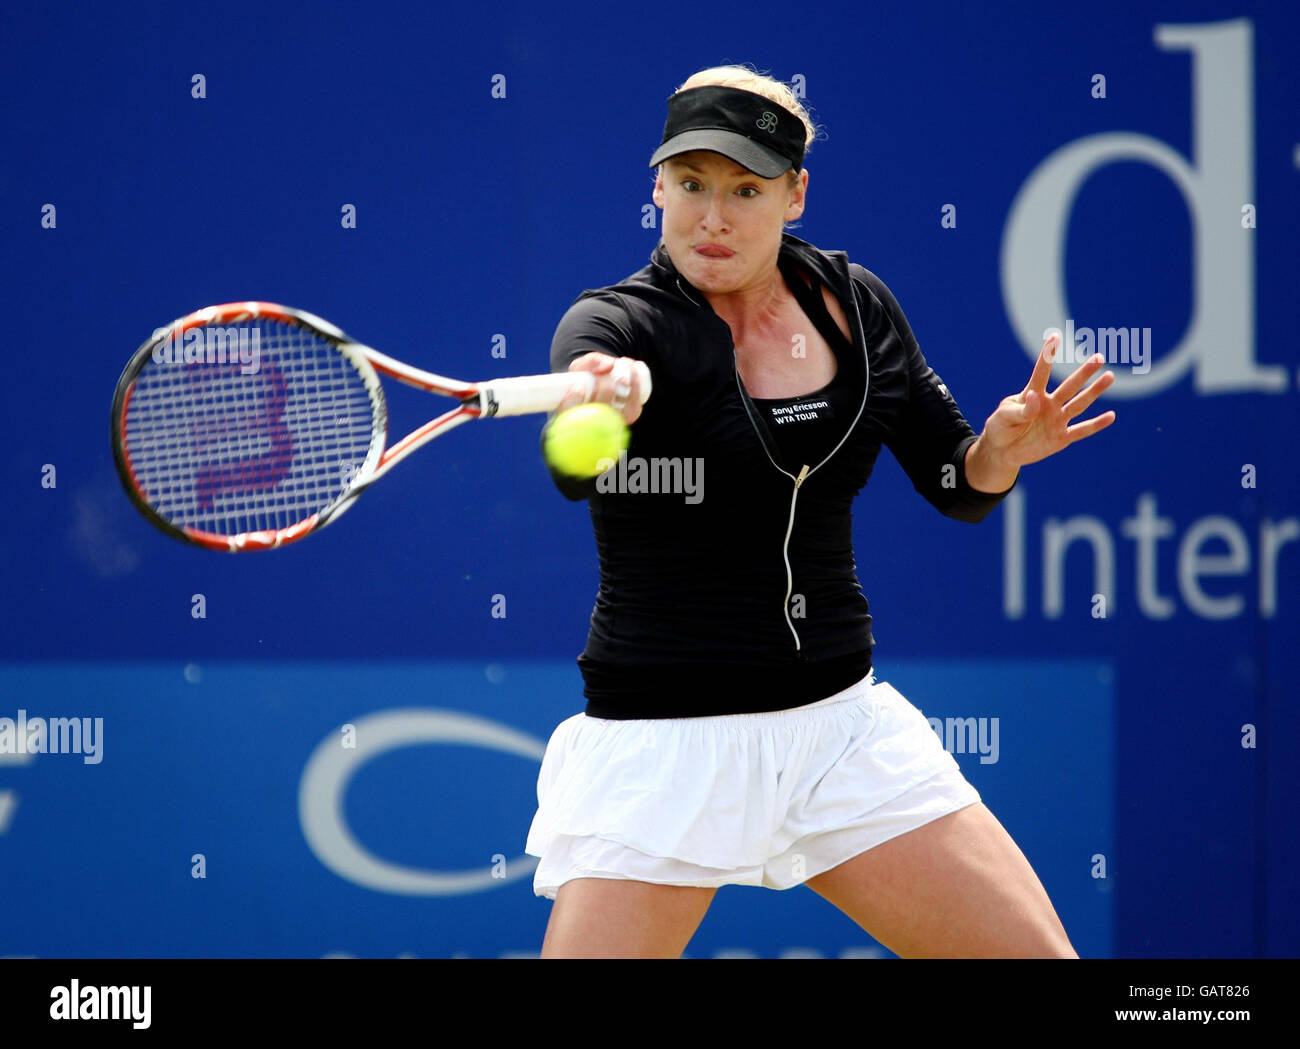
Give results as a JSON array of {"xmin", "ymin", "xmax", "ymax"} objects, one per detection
[
  {"xmin": 651, "ymin": 169, "xmax": 666, "ymax": 208},
  {"xmin": 785, "ymin": 168, "xmax": 808, "ymax": 222}
]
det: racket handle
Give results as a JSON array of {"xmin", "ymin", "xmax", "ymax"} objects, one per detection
[{"xmin": 478, "ymin": 361, "xmax": 652, "ymax": 417}]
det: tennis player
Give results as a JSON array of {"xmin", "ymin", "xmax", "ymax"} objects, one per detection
[{"xmin": 525, "ymin": 65, "xmax": 1115, "ymax": 958}]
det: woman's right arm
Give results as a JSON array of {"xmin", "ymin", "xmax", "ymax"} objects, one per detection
[{"xmin": 542, "ymin": 293, "xmax": 650, "ymax": 501}]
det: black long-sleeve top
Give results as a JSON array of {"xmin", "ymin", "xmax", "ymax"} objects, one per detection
[{"xmin": 542, "ymin": 233, "xmax": 1016, "ymax": 719}]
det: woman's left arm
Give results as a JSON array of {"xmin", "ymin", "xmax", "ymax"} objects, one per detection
[{"xmin": 856, "ymin": 265, "xmax": 1016, "ymax": 525}]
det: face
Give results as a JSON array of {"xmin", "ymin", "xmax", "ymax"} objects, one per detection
[{"xmin": 652, "ymin": 150, "xmax": 807, "ymax": 297}]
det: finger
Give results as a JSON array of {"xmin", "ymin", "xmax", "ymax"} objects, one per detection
[
  {"xmin": 618, "ymin": 365, "xmax": 644, "ymax": 424},
  {"xmin": 565, "ymin": 354, "xmax": 611, "ymax": 378},
  {"xmin": 609, "ymin": 358, "xmax": 632, "ymax": 410},
  {"xmin": 565, "ymin": 370, "xmax": 597, "ymax": 408},
  {"xmin": 575, "ymin": 370, "xmax": 643, "ymax": 425},
  {"xmin": 610, "ymin": 365, "xmax": 644, "ymax": 425},
  {"xmin": 1050, "ymin": 353, "xmax": 1108, "ymax": 406},
  {"xmin": 1025, "ymin": 333, "xmax": 1061, "ymax": 395},
  {"xmin": 555, "ymin": 381, "xmax": 588, "ymax": 414},
  {"xmin": 1064, "ymin": 410, "xmax": 1117, "ymax": 444},
  {"xmin": 1008, "ymin": 388, "xmax": 1042, "ymax": 422},
  {"xmin": 1061, "ymin": 369, "xmax": 1116, "ymax": 420},
  {"xmin": 621, "ymin": 397, "xmax": 643, "ymax": 425},
  {"xmin": 585, "ymin": 353, "xmax": 617, "ymax": 373}
]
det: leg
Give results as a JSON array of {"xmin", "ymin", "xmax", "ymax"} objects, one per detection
[
  {"xmin": 804, "ymin": 802, "xmax": 1077, "ymax": 958},
  {"xmin": 540, "ymin": 877, "xmax": 716, "ymax": 958}
]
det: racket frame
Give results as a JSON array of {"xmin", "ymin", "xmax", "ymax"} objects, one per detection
[{"xmin": 111, "ymin": 301, "xmax": 636, "ymax": 552}]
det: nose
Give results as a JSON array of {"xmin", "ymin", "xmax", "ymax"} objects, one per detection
[{"xmin": 700, "ymin": 190, "xmax": 729, "ymax": 233}]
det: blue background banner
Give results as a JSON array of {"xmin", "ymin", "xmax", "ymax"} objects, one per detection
[
  {"xmin": 0, "ymin": 660, "xmax": 1112, "ymax": 958},
  {"xmin": 1, "ymin": 0, "xmax": 1295, "ymax": 957}
]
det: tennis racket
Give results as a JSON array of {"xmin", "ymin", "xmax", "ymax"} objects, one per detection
[{"xmin": 111, "ymin": 301, "xmax": 650, "ymax": 552}]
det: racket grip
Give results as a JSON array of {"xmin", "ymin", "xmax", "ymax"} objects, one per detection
[{"xmin": 478, "ymin": 362, "xmax": 652, "ymax": 417}]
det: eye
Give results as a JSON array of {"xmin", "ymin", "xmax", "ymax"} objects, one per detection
[
  {"xmin": 681, "ymin": 179, "xmax": 702, "ymax": 191},
  {"xmin": 737, "ymin": 186, "xmax": 760, "ymax": 198}
]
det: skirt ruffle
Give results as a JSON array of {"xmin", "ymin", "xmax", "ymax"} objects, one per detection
[{"xmin": 524, "ymin": 673, "xmax": 966, "ymax": 873}]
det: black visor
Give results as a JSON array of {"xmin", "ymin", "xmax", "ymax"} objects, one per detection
[{"xmin": 649, "ymin": 85, "xmax": 805, "ymax": 178}]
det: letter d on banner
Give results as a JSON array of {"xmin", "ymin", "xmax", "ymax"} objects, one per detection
[{"xmin": 1001, "ymin": 18, "xmax": 1286, "ymax": 398}]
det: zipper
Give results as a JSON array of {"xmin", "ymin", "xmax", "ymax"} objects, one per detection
[
  {"xmin": 730, "ymin": 358, "xmax": 807, "ymax": 654},
  {"xmin": 782, "ymin": 464, "xmax": 811, "ymax": 656},
  {"xmin": 677, "ymin": 269, "xmax": 872, "ymax": 659}
]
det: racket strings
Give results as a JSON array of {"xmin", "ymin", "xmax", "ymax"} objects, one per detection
[{"xmin": 122, "ymin": 320, "xmax": 379, "ymax": 538}]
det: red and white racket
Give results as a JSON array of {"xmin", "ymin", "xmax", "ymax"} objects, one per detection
[{"xmin": 111, "ymin": 301, "xmax": 650, "ymax": 551}]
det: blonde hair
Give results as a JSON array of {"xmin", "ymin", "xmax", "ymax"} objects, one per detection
[{"xmin": 662, "ymin": 64, "xmax": 822, "ymax": 188}]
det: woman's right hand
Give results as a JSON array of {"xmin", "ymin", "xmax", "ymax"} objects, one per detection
[{"xmin": 556, "ymin": 353, "xmax": 647, "ymax": 425}]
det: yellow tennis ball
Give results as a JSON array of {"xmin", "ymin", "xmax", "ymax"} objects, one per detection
[{"xmin": 543, "ymin": 402, "xmax": 630, "ymax": 478}]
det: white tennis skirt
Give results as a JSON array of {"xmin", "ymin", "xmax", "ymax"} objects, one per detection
[{"xmin": 524, "ymin": 669, "xmax": 981, "ymax": 900}]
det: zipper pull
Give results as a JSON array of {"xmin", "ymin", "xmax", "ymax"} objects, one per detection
[{"xmin": 794, "ymin": 465, "xmax": 810, "ymax": 488}]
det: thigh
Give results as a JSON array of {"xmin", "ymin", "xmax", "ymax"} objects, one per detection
[
  {"xmin": 804, "ymin": 802, "xmax": 1077, "ymax": 958},
  {"xmin": 540, "ymin": 877, "xmax": 717, "ymax": 959}
]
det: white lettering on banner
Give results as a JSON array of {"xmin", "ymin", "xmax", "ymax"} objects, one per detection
[
  {"xmin": 299, "ymin": 709, "xmax": 545, "ymax": 895},
  {"xmin": 1002, "ymin": 18, "xmax": 1287, "ymax": 398},
  {"xmin": 1002, "ymin": 488, "xmax": 1300, "ymax": 619}
]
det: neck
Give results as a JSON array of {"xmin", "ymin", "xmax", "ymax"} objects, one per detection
[{"xmin": 701, "ymin": 267, "xmax": 785, "ymax": 341}]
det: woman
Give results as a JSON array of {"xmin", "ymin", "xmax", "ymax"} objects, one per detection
[{"xmin": 525, "ymin": 66, "xmax": 1115, "ymax": 958}]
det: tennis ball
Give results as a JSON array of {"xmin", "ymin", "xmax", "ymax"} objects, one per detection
[{"xmin": 543, "ymin": 402, "xmax": 630, "ymax": 478}]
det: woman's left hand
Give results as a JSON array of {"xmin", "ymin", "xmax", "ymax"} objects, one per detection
[{"xmin": 979, "ymin": 332, "xmax": 1117, "ymax": 469}]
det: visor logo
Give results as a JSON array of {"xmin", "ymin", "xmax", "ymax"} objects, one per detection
[{"xmin": 756, "ymin": 111, "xmax": 779, "ymax": 133}]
